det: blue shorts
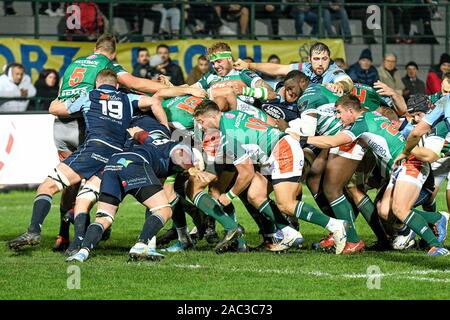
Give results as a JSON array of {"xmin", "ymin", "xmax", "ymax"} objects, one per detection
[
  {"xmin": 63, "ymin": 139, "xmax": 122, "ymax": 180},
  {"xmin": 100, "ymin": 152, "xmax": 162, "ymax": 202}
]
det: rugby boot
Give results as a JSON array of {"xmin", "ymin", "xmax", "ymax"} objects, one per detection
[
  {"xmin": 215, "ymin": 225, "xmax": 244, "ymax": 254},
  {"xmin": 8, "ymin": 231, "xmax": 41, "ymax": 250},
  {"xmin": 342, "ymin": 240, "xmax": 365, "ymax": 254},
  {"xmin": 52, "ymin": 235, "xmax": 70, "ymax": 252}
]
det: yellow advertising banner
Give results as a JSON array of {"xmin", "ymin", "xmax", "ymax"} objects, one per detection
[{"xmin": 0, "ymin": 38, "xmax": 346, "ymax": 82}]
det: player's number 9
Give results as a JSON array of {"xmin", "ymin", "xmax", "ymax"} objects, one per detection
[{"xmin": 100, "ymin": 100, "xmax": 123, "ymax": 120}]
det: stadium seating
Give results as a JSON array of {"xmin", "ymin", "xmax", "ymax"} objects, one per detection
[{"xmin": 0, "ymin": 2, "xmax": 448, "ymax": 81}]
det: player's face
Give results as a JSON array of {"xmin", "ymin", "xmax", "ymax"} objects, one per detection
[
  {"xmin": 212, "ymin": 58, "xmax": 232, "ymax": 76},
  {"xmin": 198, "ymin": 59, "xmax": 210, "ymax": 74},
  {"xmin": 195, "ymin": 112, "xmax": 220, "ymax": 131},
  {"xmin": 11, "ymin": 67, "xmax": 24, "ymax": 85},
  {"xmin": 309, "ymin": 51, "xmax": 330, "ymax": 76},
  {"xmin": 335, "ymin": 105, "xmax": 355, "ymax": 126},
  {"xmin": 138, "ymin": 51, "xmax": 150, "ymax": 65},
  {"xmin": 441, "ymin": 79, "xmax": 450, "ymax": 96},
  {"xmin": 284, "ymin": 80, "xmax": 302, "ymax": 103},
  {"xmin": 411, "ymin": 111, "xmax": 426, "ymax": 124}
]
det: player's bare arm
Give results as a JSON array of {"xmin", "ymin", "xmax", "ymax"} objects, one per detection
[
  {"xmin": 289, "ymin": 131, "xmax": 353, "ymax": 149},
  {"xmin": 138, "ymin": 95, "xmax": 170, "ymax": 129},
  {"xmin": 49, "ymin": 99, "xmax": 70, "ymax": 117},
  {"xmin": 233, "ymin": 58, "xmax": 291, "ymax": 76},
  {"xmin": 118, "ymin": 73, "xmax": 169, "ymax": 94},
  {"xmin": 374, "ymin": 80, "xmax": 407, "ymax": 116},
  {"xmin": 218, "ymin": 157, "xmax": 255, "ymax": 206},
  {"xmin": 395, "ymin": 120, "xmax": 432, "ymax": 165},
  {"xmin": 153, "ymin": 86, "xmax": 207, "ymax": 99}
]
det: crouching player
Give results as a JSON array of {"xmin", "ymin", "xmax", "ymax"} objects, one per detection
[
  {"xmin": 66, "ymin": 121, "xmax": 202, "ymax": 262},
  {"xmin": 193, "ymin": 100, "xmax": 348, "ymax": 254},
  {"xmin": 294, "ymin": 95, "xmax": 448, "ymax": 256},
  {"xmin": 8, "ymin": 70, "xmax": 165, "ymax": 252}
]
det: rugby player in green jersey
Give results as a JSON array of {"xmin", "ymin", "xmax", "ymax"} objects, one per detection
[
  {"xmin": 192, "ymin": 100, "xmax": 348, "ymax": 254},
  {"xmin": 275, "ymin": 70, "xmax": 406, "ymax": 253},
  {"xmin": 191, "ymin": 42, "xmax": 277, "ymax": 119},
  {"xmin": 291, "ymin": 95, "xmax": 449, "ymax": 256}
]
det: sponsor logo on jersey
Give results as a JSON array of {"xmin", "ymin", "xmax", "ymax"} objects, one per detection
[
  {"xmin": 368, "ymin": 140, "xmax": 387, "ymax": 157},
  {"xmin": 117, "ymin": 158, "xmax": 133, "ymax": 167},
  {"xmin": 225, "ymin": 113, "xmax": 236, "ymax": 119},
  {"xmin": 262, "ymin": 104, "xmax": 285, "ymax": 120},
  {"xmin": 87, "ymin": 54, "xmax": 97, "ymax": 59}
]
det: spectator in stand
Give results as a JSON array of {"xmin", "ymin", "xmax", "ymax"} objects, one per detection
[
  {"xmin": 284, "ymin": 1, "xmax": 318, "ymax": 37},
  {"xmin": 334, "ymin": 57, "xmax": 347, "ymax": 70},
  {"xmin": 152, "ymin": 4, "xmax": 181, "ymax": 39},
  {"xmin": 3, "ymin": 1, "xmax": 15, "ymax": 15},
  {"xmin": 261, "ymin": 54, "xmax": 283, "ymax": 89},
  {"xmin": 114, "ymin": 3, "xmax": 162, "ymax": 41},
  {"xmin": 215, "ymin": 3, "xmax": 250, "ymax": 38},
  {"xmin": 30, "ymin": 69, "xmax": 59, "ymax": 111},
  {"xmin": 322, "ymin": 0, "xmax": 352, "ymax": 43},
  {"xmin": 0, "ymin": 63, "xmax": 36, "ymax": 112},
  {"xmin": 154, "ymin": 44, "xmax": 185, "ymax": 85},
  {"xmin": 132, "ymin": 48, "xmax": 164, "ymax": 80},
  {"xmin": 33, "ymin": 2, "xmax": 64, "ymax": 17},
  {"xmin": 377, "ymin": 53, "xmax": 405, "ymax": 96},
  {"xmin": 402, "ymin": 61, "xmax": 426, "ymax": 99},
  {"xmin": 187, "ymin": 55, "xmax": 210, "ymax": 85},
  {"xmin": 426, "ymin": 53, "xmax": 450, "ymax": 94},
  {"xmin": 186, "ymin": 1, "xmax": 234, "ymax": 36},
  {"xmin": 253, "ymin": 0, "xmax": 283, "ymax": 39},
  {"xmin": 401, "ymin": 0, "xmax": 439, "ymax": 44},
  {"xmin": 347, "ymin": 48, "xmax": 379, "ymax": 86},
  {"xmin": 346, "ymin": 0, "xmax": 378, "ymax": 44}
]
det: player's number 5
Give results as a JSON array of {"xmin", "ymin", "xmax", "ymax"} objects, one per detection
[{"xmin": 100, "ymin": 100, "xmax": 123, "ymax": 120}]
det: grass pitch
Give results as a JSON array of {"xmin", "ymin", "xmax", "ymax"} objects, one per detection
[{"xmin": 1, "ymin": 189, "xmax": 450, "ymax": 300}]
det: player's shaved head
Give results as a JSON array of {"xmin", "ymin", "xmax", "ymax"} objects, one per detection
[
  {"xmin": 335, "ymin": 94, "xmax": 362, "ymax": 111},
  {"xmin": 285, "ymin": 70, "xmax": 309, "ymax": 84},
  {"xmin": 96, "ymin": 69, "xmax": 117, "ymax": 87},
  {"xmin": 193, "ymin": 100, "xmax": 220, "ymax": 118},
  {"xmin": 95, "ymin": 33, "xmax": 117, "ymax": 55}
]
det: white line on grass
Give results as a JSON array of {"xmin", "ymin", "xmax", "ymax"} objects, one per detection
[{"xmin": 172, "ymin": 264, "xmax": 450, "ymax": 284}]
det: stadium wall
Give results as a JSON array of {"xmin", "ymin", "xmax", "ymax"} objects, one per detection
[{"xmin": 0, "ymin": 114, "xmax": 59, "ymax": 185}]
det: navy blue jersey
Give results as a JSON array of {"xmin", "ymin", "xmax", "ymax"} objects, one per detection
[
  {"xmin": 68, "ymin": 84, "xmax": 141, "ymax": 149},
  {"xmin": 127, "ymin": 116, "xmax": 181, "ymax": 177}
]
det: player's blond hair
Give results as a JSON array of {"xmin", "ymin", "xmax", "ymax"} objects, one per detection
[
  {"xmin": 95, "ymin": 33, "xmax": 117, "ymax": 55},
  {"xmin": 96, "ymin": 69, "xmax": 117, "ymax": 86},
  {"xmin": 207, "ymin": 42, "xmax": 232, "ymax": 56}
]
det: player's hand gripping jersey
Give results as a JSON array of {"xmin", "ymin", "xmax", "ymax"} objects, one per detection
[
  {"xmin": 196, "ymin": 69, "xmax": 266, "ymax": 118},
  {"xmin": 342, "ymin": 111, "xmax": 406, "ymax": 178},
  {"xmin": 297, "ymin": 83, "xmax": 390, "ymax": 137}
]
